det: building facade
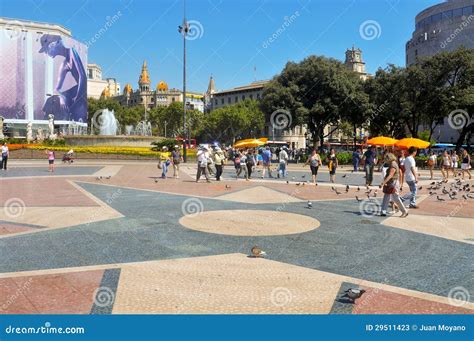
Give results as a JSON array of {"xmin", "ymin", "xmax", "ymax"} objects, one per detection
[
  {"xmin": 406, "ymin": 0, "xmax": 474, "ymax": 66},
  {"xmin": 0, "ymin": 17, "xmax": 88, "ymax": 136},
  {"xmin": 344, "ymin": 46, "xmax": 370, "ymax": 81},
  {"xmin": 113, "ymin": 61, "xmax": 204, "ymax": 112},
  {"xmin": 87, "ymin": 63, "xmax": 121, "ymax": 99}
]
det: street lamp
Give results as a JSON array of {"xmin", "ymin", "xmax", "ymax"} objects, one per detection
[{"xmin": 178, "ymin": 0, "xmax": 189, "ymax": 162}]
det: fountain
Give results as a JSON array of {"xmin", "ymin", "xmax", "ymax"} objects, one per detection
[{"xmin": 98, "ymin": 109, "xmax": 119, "ymax": 136}]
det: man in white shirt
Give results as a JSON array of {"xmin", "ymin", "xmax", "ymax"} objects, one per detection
[
  {"xmin": 401, "ymin": 147, "xmax": 418, "ymax": 208},
  {"xmin": 1, "ymin": 143, "xmax": 9, "ymax": 170},
  {"xmin": 278, "ymin": 147, "xmax": 289, "ymax": 178},
  {"xmin": 196, "ymin": 146, "xmax": 210, "ymax": 183}
]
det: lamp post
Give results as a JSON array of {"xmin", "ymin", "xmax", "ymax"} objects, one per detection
[{"xmin": 178, "ymin": 0, "xmax": 189, "ymax": 162}]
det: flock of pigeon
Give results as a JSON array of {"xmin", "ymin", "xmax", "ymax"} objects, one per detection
[
  {"xmin": 95, "ymin": 175, "xmax": 112, "ymax": 180},
  {"xmin": 428, "ymin": 179, "xmax": 474, "ymax": 202}
]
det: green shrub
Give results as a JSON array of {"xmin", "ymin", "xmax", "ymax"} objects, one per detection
[
  {"xmin": 42, "ymin": 139, "xmax": 67, "ymax": 146},
  {"xmin": 151, "ymin": 138, "xmax": 180, "ymax": 151}
]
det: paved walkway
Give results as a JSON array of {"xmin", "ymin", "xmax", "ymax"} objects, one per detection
[{"xmin": 0, "ymin": 160, "xmax": 472, "ymax": 314}]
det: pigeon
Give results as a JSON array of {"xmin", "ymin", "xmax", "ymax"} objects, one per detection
[
  {"xmin": 355, "ymin": 196, "xmax": 362, "ymax": 202},
  {"xmin": 341, "ymin": 288, "xmax": 366, "ymax": 302},
  {"xmin": 225, "ymin": 185, "xmax": 231, "ymax": 189},
  {"xmin": 331, "ymin": 186, "xmax": 336, "ymax": 192},
  {"xmin": 418, "ymin": 186, "xmax": 422, "ymax": 190},
  {"xmin": 436, "ymin": 195, "xmax": 445, "ymax": 202},
  {"xmin": 429, "ymin": 191, "xmax": 437, "ymax": 195},
  {"xmin": 307, "ymin": 201, "xmax": 312, "ymax": 209},
  {"xmin": 292, "ymin": 176, "xmax": 296, "ymax": 180},
  {"xmin": 345, "ymin": 185, "xmax": 350, "ymax": 193},
  {"xmin": 154, "ymin": 179, "xmax": 159, "ymax": 183},
  {"xmin": 442, "ymin": 188, "xmax": 449, "ymax": 195},
  {"xmin": 302, "ymin": 175, "xmax": 306, "ymax": 179},
  {"xmin": 96, "ymin": 176, "xmax": 102, "ymax": 180},
  {"xmin": 430, "ymin": 181, "xmax": 436, "ymax": 185},
  {"xmin": 335, "ymin": 189, "xmax": 342, "ymax": 195},
  {"xmin": 342, "ymin": 174, "xmax": 347, "ymax": 178},
  {"xmin": 296, "ymin": 183, "xmax": 301, "ymax": 186},
  {"xmin": 251, "ymin": 246, "xmax": 266, "ymax": 258},
  {"xmin": 448, "ymin": 193, "xmax": 456, "ymax": 200},
  {"xmin": 286, "ymin": 181, "xmax": 289, "ymax": 184},
  {"xmin": 106, "ymin": 176, "xmax": 111, "ymax": 180},
  {"xmin": 462, "ymin": 195, "xmax": 468, "ymax": 200},
  {"xmin": 357, "ymin": 187, "xmax": 360, "ymax": 192},
  {"xmin": 468, "ymin": 193, "xmax": 474, "ymax": 199}
]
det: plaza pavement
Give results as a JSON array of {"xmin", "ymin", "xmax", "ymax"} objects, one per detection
[{"xmin": 0, "ymin": 160, "xmax": 473, "ymax": 314}]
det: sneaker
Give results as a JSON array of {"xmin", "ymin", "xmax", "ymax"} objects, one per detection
[
  {"xmin": 409, "ymin": 205, "xmax": 418, "ymax": 209},
  {"xmin": 380, "ymin": 211, "xmax": 387, "ymax": 217},
  {"xmin": 400, "ymin": 212, "xmax": 409, "ymax": 218}
]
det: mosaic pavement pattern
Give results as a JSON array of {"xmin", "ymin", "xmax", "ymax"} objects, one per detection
[{"xmin": 0, "ymin": 161, "xmax": 473, "ymax": 314}]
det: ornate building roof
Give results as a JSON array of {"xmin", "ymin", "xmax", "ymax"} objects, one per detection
[
  {"xmin": 123, "ymin": 83, "xmax": 132, "ymax": 94},
  {"xmin": 100, "ymin": 86, "xmax": 111, "ymax": 98},
  {"xmin": 157, "ymin": 80, "xmax": 168, "ymax": 92},
  {"xmin": 138, "ymin": 60, "xmax": 151, "ymax": 85}
]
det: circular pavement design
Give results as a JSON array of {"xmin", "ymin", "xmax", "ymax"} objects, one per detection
[{"xmin": 179, "ymin": 209, "xmax": 320, "ymax": 236}]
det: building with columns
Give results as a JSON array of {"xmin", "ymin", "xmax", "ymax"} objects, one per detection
[
  {"xmin": 113, "ymin": 61, "xmax": 204, "ymax": 112},
  {"xmin": 87, "ymin": 63, "xmax": 121, "ymax": 99}
]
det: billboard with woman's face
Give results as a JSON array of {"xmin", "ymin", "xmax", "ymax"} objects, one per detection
[{"xmin": 0, "ymin": 28, "xmax": 87, "ymax": 123}]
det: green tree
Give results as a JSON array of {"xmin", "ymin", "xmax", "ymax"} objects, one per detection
[
  {"xmin": 201, "ymin": 99, "xmax": 265, "ymax": 144},
  {"xmin": 260, "ymin": 55, "xmax": 365, "ymax": 149}
]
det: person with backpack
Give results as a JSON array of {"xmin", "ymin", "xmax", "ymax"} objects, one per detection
[
  {"xmin": 246, "ymin": 149, "xmax": 256, "ymax": 179},
  {"xmin": 213, "ymin": 147, "xmax": 226, "ymax": 181}
]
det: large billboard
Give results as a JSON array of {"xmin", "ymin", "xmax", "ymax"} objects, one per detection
[{"xmin": 0, "ymin": 29, "xmax": 87, "ymax": 124}]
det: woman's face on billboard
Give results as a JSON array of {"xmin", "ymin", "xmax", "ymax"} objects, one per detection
[{"xmin": 46, "ymin": 40, "xmax": 61, "ymax": 57}]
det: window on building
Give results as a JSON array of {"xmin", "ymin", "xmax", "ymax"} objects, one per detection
[
  {"xmin": 443, "ymin": 10, "xmax": 453, "ymax": 19},
  {"xmin": 463, "ymin": 6, "xmax": 473, "ymax": 15},
  {"xmin": 432, "ymin": 13, "xmax": 442, "ymax": 23},
  {"xmin": 235, "ymin": 96, "xmax": 238, "ymax": 102},
  {"xmin": 228, "ymin": 97, "xmax": 231, "ymax": 104},
  {"xmin": 221, "ymin": 98, "xmax": 224, "ymax": 104},
  {"xmin": 215, "ymin": 99, "xmax": 218, "ymax": 105},
  {"xmin": 453, "ymin": 8, "xmax": 463, "ymax": 17}
]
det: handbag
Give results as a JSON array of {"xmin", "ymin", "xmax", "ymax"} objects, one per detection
[{"xmin": 383, "ymin": 181, "xmax": 396, "ymax": 194}]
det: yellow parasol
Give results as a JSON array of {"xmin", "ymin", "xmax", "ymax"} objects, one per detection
[
  {"xmin": 366, "ymin": 136, "xmax": 398, "ymax": 146},
  {"xmin": 233, "ymin": 139, "xmax": 266, "ymax": 148},
  {"xmin": 395, "ymin": 138, "xmax": 430, "ymax": 149}
]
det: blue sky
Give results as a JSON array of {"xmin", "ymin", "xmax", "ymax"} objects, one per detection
[{"xmin": 1, "ymin": 0, "xmax": 441, "ymax": 93}]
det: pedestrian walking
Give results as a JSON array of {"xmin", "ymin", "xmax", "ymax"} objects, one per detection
[
  {"xmin": 450, "ymin": 150, "xmax": 459, "ymax": 177},
  {"xmin": 196, "ymin": 146, "xmax": 211, "ymax": 183},
  {"xmin": 460, "ymin": 149, "xmax": 472, "ymax": 180},
  {"xmin": 261, "ymin": 146, "xmax": 273, "ymax": 178},
  {"xmin": 327, "ymin": 148, "xmax": 338, "ymax": 183},
  {"xmin": 401, "ymin": 147, "xmax": 419, "ymax": 209},
  {"xmin": 0, "ymin": 142, "xmax": 9, "ymax": 170},
  {"xmin": 159, "ymin": 146, "xmax": 171, "ymax": 179},
  {"xmin": 171, "ymin": 145, "xmax": 182, "ymax": 179},
  {"xmin": 304, "ymin": 149, "xmax": 322, "ymax": 185},
  {"xmin": 362, "ymin": 146, "xmax": 377, "ymax": 186},
  {"xmin": 236, "ymin": 150, "xmax": 249, "ymax": 180},
  {"xmin": 398, "ymin": 150, "xmax": 406, "ymax": 191},
  {"xmin": 214, "ymin": 147, "xmax": 225, "ymax": 181},
  {"xmin": 352, "ymin": 148, "xmax": 361, "ymax": 172},
  {"xmin": 379, "ymin": 153, "xmax": 408, "ymax": 218},
  {"xmin": 246, "ymin": 149, "xmax": 256, "ymax": 179},
  {"xmin": 277, "ymin": 147, "xmax": 289, "ymax": 178},
  {"xmin": 427, "ymin": 151, "xmax": 437, "ymax": 180},
  {"xmin": 441, "ymin": 150, "xmax": 451, "ymax": 180}
]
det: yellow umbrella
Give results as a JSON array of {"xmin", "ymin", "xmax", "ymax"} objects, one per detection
[
  {"xmin": 366, "ymin": 136, "xmax": 398, "ymax": 146},
  {"xmin": 233, "ymin": 139, "xmax": 265, "ymax": 148},
  {"xmin": 395, "ymin": 138, "xmax": 430, "ymax": 149}
]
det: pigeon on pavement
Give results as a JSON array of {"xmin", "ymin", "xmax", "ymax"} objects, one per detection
[
  {"xmin": 251, "ymin": 246, "xmax": 266, "ymax": 258},
  {"xmin": 341, "ymin": 288, "xmax": 366, "ymax": 303}
]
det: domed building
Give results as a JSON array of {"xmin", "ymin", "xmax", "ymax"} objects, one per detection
[{"xmin": 114, "ymin": 60, "xmax": 204, "ymax": 112}]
